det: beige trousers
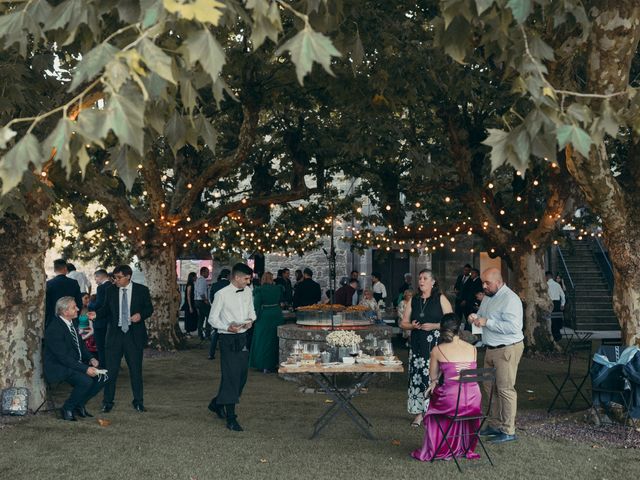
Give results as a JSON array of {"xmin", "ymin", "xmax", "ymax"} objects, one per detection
[{"xmin": 483, "ymin": 341, "xmax": 524, "ymax": 435}]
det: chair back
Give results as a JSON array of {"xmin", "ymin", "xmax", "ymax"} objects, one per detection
[
  {"xmin": 567, "ymin": 341, "xmax": 593, "ymax": 373},
  {"xmin": 454, "ymin": 368, "xmax": 496, "ymax": 419}
]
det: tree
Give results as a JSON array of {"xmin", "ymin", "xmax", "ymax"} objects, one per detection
[{"xmin": 435, "ymin": 0, "xmax": 640, "ymax": 345}]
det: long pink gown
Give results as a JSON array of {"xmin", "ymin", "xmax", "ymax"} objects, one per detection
[{"xmin": 411, "ymin": 361, "xmax": 482, "ymax": 461}]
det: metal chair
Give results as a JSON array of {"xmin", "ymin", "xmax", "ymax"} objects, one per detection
[
  {"xmin": 547, "ymin": 341, "xmax": 592, "ymax": 412},
  {"xmin": 430, "ymin": 368, "xmax": 496, "ymax": 473},
  {"xmin": 33, "ymin": 381, "xmax": 64, "ymax": 416}
]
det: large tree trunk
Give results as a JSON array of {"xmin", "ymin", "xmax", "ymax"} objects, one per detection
[
  {"xmin": 138, "ymin": 243, "xmax": 182, "ymax": 350},
  {"xmin": 512, "ymin": 248, "xmax": 555, "ymax": 352},
  {"xmin": 0, "ymin": 189, "xmax": 51, "ymax": 410}
]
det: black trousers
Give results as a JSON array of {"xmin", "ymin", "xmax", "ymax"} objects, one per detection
[
  {"xmin": 196, "ymin": 301, "xmax": 211, "ymax": 339},
  {"xmin": 94, "ymin": 327, "xmax": 107, "ymax": 368},
  {"xmin": 214, "ymin": 333, "xmax": 249, "ymax": 406},
  {"xmin": 56, "ymin": 370, "xmax": 104, "ymax": 411},
  {"xmin": 103, "ymin": 328, "xmax": 144, "ymax": 406},
  {"xmin": 551, "ymin": 300, "xmax": 563, "ymax": 341}
]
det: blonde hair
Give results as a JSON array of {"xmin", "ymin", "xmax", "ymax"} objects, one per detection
[{"xmin": 261, "ymin": 271, "xmax": 274, "ymax": 285}]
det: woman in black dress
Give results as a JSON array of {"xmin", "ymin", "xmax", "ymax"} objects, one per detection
[
  {"xmin": 183, "ymin": 272, "xmax": 199, "ymax": 335},
  {"xmin": 400, "ymin": 269, "xmax": 453, "ymax": 427}
]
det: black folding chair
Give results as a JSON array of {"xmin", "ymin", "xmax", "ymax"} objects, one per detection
[
  {"xmin": 547, "ymin": 341, "xmax": 592, "ymax": 413},
  {"xmin": 33, "ymin": 381, "xmax": 65, "ymax": 416},
  {"xmin": 430, "ymin": 368, "xmax": 496, "ymax": 473}
]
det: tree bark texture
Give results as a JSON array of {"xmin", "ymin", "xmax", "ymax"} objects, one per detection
[
  {"xmin": 138, "ymin": 243, "xmax": 182, "ymax": 350},
  {"xmin": 512, "ymin": 248, "xmax": 555, "ymax": 352},
  {"xmin": 0, "ymin": 189, "xmax": 51, "ymax": 410},
  {"xmin": 564, "ymin": 3, "xmax": 640, "ymax": 345}
]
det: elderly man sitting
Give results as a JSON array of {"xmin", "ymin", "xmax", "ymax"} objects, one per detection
[{"xmin": 44, "ymin": 296, "xmax": 104, "ymax": 421}]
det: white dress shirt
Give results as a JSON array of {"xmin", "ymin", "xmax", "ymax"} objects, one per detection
[
  {"xmin": 194, "ymin": 277, "xmax": 209, "ymax": 301},
  {"xmin": 118, "ymin": 282, "xmax": 133, "ymax": 326},
  {"xmin": 68, "ymin": 270, "xmax": 91, "ymax": 293},
  {"xmin": 547, "ymin": 279, "xmax": 565, "ymax": 307},
  {"xmin": 477, "ymin": 284, "xmax": 524, "ymax": 347},
  {"xmin": 372, "ymin": 281, "xmax": 387, "ymax": 299},
  {"xmin": 208, "ymin": 284, "xmax": 256, "ymax": 334}
]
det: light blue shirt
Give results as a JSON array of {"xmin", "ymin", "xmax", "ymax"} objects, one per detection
[
  {"xmin": 477, "ymin": 284, "xmax": 524, "ymax": 347},
  {"xmin": 194, "ymin": 277, "xmax": 209, "ymax": 301}
]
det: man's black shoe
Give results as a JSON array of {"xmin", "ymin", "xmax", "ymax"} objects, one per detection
[
  {"xmin": 101, "ymin": 403, "xmax": 113, "ymax": 413},
  {"xmin": 74, "ymin": 406, "xmax": 93, "ymax": 418},
  {"xmin": 133, "ymin": 404, "xmax": 146, "ymax": 412},
  {"xmin": 61, "ymin": 409, "xmax": 77, "ymax": 421},
  {"xmin": 208, "ymin": 401, "xmax": 225, "ymax": 419},
  {"xmin": 226, "ymin": 419, "xmax": 243, "ymax": 431}
]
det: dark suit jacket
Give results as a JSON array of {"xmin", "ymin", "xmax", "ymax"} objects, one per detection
[
  {"xmin": 45, "ymin": 275, "xmax": 83, "ymax": 327},
  {"xmin": 89, "ymin": 281, "xmax": 115, "ymax": 330},
  {"xmin": 97, "ymin": 282, "xmax": 153, "ymax": 348},
  {"xmin": 209, "ymin": 279, "xmax": 230, "ymax": 303},
  {"xmin": 461, "ymin": 277, "xmax": 483, "ymax": 303},
  {"xmin": 334, "ymin": 285, "xmax": 356, "ymax": 307},
  {"xmin": 44, "ymin": 316, "xmax": 94, "ymax": 382},
  {"xmin": 293, "ymin": 278, "xmax": 322, "ymax": 308}
]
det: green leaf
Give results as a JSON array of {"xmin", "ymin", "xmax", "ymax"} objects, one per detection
[
  {"xmin": 179, "ymin": 77, "xmax": 198, "ymax": 114},
  {"xmin": 138, "ymin": 38, "xmax": 176, "ymax": 84},
  {"xmin": 140, "ymin": 0, "xmax": 165, "ymax": 28},
  {"xmin": 440, "ymin": 16, "xmax": 470, "ymax": 64},
  {"xmin": 566, "ymin": 103, "xmax": 592, "ymax": 124},
  {"xmin": 76, "ymin": 145, "xmax": 91, "ymax": 176},
  {"xmin": 183, "ymin": 29, "xmax": 226, "ymax": 82},
  {"xmin": 110, "ymin": 145, "xmax": 141, "ymax": 191},
  {"xmin": 43, "ymin": 117, "xmax": 74, "ymax": 170},
  {"xmin": 512, "ymin": 126, "xmax": 531, "ymax": 165},
  {"xmin": 104, "ymin": 58, "xmax": 131, "ymax": 92},
  {"xmin": 351, "ymin": 30, "xmax": 364, "ymax": 74},
  {"xmin": 105, "ymin": 91, "xmax": 145, "ymax": 154},
  {"xmin": 531, "ymin": 133, "xmax": 557, "ymax": 160},
  {"xmin": 475, "ymin": 0, "xmax": 494, "ymax": 15},
  {"xmin": 528, "ymin": 35, "xmax": 554, "ymax": 61},
  {"xmin": 275, "ymin": 26, "xmax": 342, "ymax": 85},
  {"xmin": 483, "ymin": 128, "xmax": 510, "ymax": 171},
  {"xmin": 77, "ymin": 109, "xmax": 109, "ymax": 146},
  {"xmin": 246, "ymin": 0, "xmax": 282, "ymax": 49},
  {"xmin": 69, "ymin": 42, "xmax": 120, "ymax": 92},
  {"xmin": 507, "ymin": 0, "xmax": 532, "ymax": 24},
  {"xmin": 556, "ymin": 124, "xmax": 593, "ymax": 157},
  {"xmin": 163, "ymin": 0, "xmax": 225, "ymax": 25},
  {"xmin": 164, "ymin": 110, "xmax": 186, "ymax": 155},
  {"xmin": 0, "ymin": 126, "xmax": 17, "ymax": 149},
  {"xmin": 195, "ymin": 115, "xmax": 217, "ymax": 152},
  {"xmin": 48, "ymin": 0, "xmax": 93, "ymax": 45},
  {"xmin": 0, "ymin": 133, "xmax": 42, "ymax": 194}
]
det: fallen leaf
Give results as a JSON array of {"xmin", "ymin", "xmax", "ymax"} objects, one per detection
[
  {"xmin": 259, "ymin": 458, "xmax": 268, "ymax": 464},
  {"xmin": 391, "ymin": 439, "xmax": 401, "ymax": 446},
  {"xmin": 324, "ymin": 399, "xmax": 334, "ymax": 404},
  {"xmin": 97, "ymin": 418, "xmax": 111, "ymax": 427}
]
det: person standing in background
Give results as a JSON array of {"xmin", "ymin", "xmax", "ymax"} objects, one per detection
[
  {"xmin": 208, "ymin": 268, "xmax": 231, "ymax": 360},
  {"xmin": 371, "ymin": 272, "xmax": 387, "ymax": 306},
  {"xmin": 67, "ymin": 263, "xmax": 91, "ymax": 295},
  {"xmin": 195, "ymin": 267, "xmax": 211, "ymax": 341},
  {"xmin": 250, "ymin": 272, "xmax": 284, "ymax": 373}
]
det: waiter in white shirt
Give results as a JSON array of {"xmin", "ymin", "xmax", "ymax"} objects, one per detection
[
  {"xmin": 545, "ymin": 271, "xmax": 566, "ymax": 341},
  {"xmin": 207, "ymin": 263, "xmax": 256, "ymax": 432}
]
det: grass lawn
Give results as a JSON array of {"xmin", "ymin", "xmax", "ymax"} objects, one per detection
[{"xmin": 1, "ymin": 340, "xmax": 638, "ymax": 480}]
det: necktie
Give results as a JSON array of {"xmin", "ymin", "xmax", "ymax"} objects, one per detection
[
  {"xmin": 121, "ymin": 288, "xmax": 130, "ymax": 333},
  {"xmin": 69, "ymin": 324, "xmax": 81, "ymax": 361}
]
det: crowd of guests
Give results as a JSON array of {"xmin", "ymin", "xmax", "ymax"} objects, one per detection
[{"xmin": 43, "ymin": 259, "xmax": 153, "ymax": 421}]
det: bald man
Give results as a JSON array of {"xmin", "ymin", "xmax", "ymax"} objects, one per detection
[{"xmin": 469, "ymin": 267, "xmax": 524, "ymax": 444}]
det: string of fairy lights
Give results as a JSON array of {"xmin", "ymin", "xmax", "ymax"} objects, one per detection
[{"xmin": 61, "ymin": 160, "xmax": 601, "ymax": 258}]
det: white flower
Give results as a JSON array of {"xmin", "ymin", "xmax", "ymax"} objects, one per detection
[
  {"xmin": 427, "ymin": 335, "xmax": 433, "ymax": 342},
  {"xmin": 413, "ymin": 357, "xmax": 426, "ymax": 369},
  {"xmin": 434, "ymin": 330, "xmax": 440, "ymax": 338},
  {"xmin": 409, "ymin": 386, "xmax": 422, "ymax": 399},
  {"xmin": 326, "ymin": 330, "xmax": 363, "ymax": 347},
  {"xmin": 412, "ymin": 374, "xmax": 422, "ymax": 384}
]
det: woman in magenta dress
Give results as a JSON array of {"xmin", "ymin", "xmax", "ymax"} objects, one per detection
[{"xmin": 412, "ymin": 313, "xmax": 481, "ymax": 461}]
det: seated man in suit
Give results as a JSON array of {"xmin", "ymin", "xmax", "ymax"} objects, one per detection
[
  {"xmin": 44, "ymin": 296, "xmax": 104, "ymax": 421},
  {"xmin": 90, "ymin": 264, "xmax": 153, "ymax": 413},
  {"xmin": 45, "ymin": 259, "xmax": 83, "ymax": 329}
]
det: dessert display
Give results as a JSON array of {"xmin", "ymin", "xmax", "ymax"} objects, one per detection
[{"xmin": 295, "ymin": 303, "xmax": 374, "ymax": 327}]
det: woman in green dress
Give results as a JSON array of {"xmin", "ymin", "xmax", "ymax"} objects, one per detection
[{"xmin": 250, "ymin": 272, "xmax": 284, "ymax": 373}]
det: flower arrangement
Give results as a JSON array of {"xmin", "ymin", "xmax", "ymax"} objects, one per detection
[{"xmin": 326, "ymin": 330, "xmax": 363, "ymax": 347}]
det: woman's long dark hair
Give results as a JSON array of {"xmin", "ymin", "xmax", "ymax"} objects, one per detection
[
  {"xmin": 187, "ymin": 272, "xmax": 197, "ymax": 286},
  {"xmin": 439, "ymin": 313, "xmax": 461, "ymax": 343}
]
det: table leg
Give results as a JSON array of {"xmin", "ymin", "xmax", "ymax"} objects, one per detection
[{"xmin": 310, "ymin": 372, "xmax": 376, "ymax": 440}]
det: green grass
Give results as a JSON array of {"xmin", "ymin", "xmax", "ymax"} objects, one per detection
[{"xmin": 1, "ymin": 342, "xmax": 637, "ymax": 480}]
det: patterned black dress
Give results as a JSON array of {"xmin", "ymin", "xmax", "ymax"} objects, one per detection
[{"xmin": 407, "ymin": 293, "xmax": 443, "ymax": 415}]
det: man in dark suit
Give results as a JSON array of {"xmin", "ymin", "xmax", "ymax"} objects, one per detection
[
  {"xmin": 453, "ymin": 263, "xmax": 472, "ymax": 320},
  {"xmin": 45, "ymin": 259, "xmax": 83, "ymax": 328},
  {"xmin": 208, "ymin": 268, "xmax": 231, "ymax": 360},
  {"xmin": 292, "ymin": 268, "xmax": 322, "ymax": 308},
  {"xmin": 90, "ymin": 264, "xmax": 153, "ymax": 413},
  {"xmin": 461, "ymin": 268, "xmax": 483, "ymax": 323},
  {"xmin": 44, "ymin": 296, "xmax": 103, "ymax": 421},
  {"xmin": 88, "ymin": 268, "xmax": 113, "ymax": 368}
]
